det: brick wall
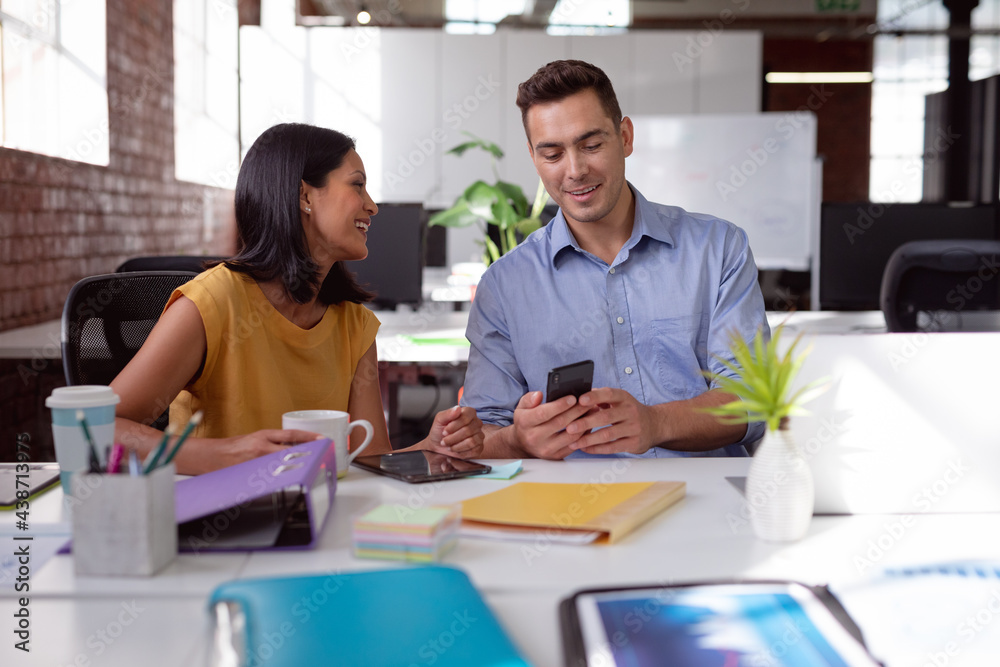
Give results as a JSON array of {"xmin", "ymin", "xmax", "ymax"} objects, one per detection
[
  {"xmin": 763, "ymin": 38, "xmax": 874, "ymax": 203},
  {"xmin": 753, "ymin": 38, "xmax": 873, "ymax": 311},
  {"xmin": 0, "ymin": 0, "xmax": 237, "ymax": 461},
  {"xmin": 0, "ymin": 0, "xmax": 237, "ymax": 334}
]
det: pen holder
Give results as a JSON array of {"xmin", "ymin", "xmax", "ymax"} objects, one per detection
[{"xmin": 71, "ymin": 464, "xmax": 177, "ymax": 576}]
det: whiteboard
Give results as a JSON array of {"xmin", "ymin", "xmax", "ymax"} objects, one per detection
[{"xmin": 626, "ymin": 113, "xmax": 818, "ymax": 271}]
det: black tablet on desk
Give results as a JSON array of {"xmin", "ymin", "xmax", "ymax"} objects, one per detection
[
  {"xmin": 0, "ymin": 462, "xmax": 61, "ymax": 509},
  {"xmin": 352, "ymin": 451, "xmax": 491, "ymax": 483},
  {"xmin": 560, "ymin": 580, "xmax": 881, "ymax": 667}
]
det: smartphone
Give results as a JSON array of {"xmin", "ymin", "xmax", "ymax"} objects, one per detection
[
  {"xmin": 546, "ymin": 360, "xmax": 594, "ymax": 402},
  {"xmin": 351, "ymin": 450, "xmax": 491, "ymax": 484},
  {"xmin": 562, "ymin": 582, "xmax": 880, "ymax": 667}
]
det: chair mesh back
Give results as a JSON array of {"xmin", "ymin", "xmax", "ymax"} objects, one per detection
[
  {"xmin": 881, "ymin": 239, "xmax": 1000, "ymax": 332},
  {"xmin": 61, "ymin": 271, "xmax": 197, "ymax": 429},
  {"xmin": 116, "ymin": 255, "xmax": 224, "ymax": 273}
]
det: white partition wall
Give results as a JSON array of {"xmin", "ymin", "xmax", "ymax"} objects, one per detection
[
  {"xmin": 500, "ymin": 34, "xmax": 571, "ymax": 196},
  {"xmin": 439, "ymin": 35, "xmax": 505, "ymax": 204},
  {"xmin": 632, "ymin": 32, "xmax": 698, "ymax": 116},
  {"xmin": 569, "ymin": 35, "xmax": 634, "ymax": 113},
  {"xmin": 697, "ymin": 31, "xmax": 762, "ymax": 115},
  {"xmin": 380, "ymin": 30, "xmax": 441, "ymax": 204},
  {"xmin": 239, "ymin": 21, "xmax": 763, "ymax": 264},
  {"xmin": 411, "ymin": 30, "xmax": 762, "ymax": 214},
  {"xmin": 438, "ymin": 35, "xmax": 505, "ymax": 263},
  {"xmin": 308, "ymin": 30, "xmax": 383, "ymax": 180}
]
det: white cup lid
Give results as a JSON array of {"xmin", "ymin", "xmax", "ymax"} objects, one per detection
[{"xmin": 45, "ymin": 385, "xmax": 121, "ymax": 409}]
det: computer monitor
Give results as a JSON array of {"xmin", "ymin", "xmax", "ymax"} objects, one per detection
[
  {"xmin": 818, "ymin": 202, "xmax": 998, "ymax": 310},
  {"xmin": 344, "ymin": 203, "xmax": 426, "ymax": 310}
]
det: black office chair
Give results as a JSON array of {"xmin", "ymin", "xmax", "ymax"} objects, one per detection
[
  {"xmin": 880, "ymin": 239, "xmax": 1000, "ymax": 332},
  {"xmin": 116, "ymin": 255, "xmax": 224, "ymax": 274},
  {"xmin": 61, "ymin": 271, "xmax": 198, "ymax": 429}
]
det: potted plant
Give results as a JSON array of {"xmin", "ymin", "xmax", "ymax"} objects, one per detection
[
  {"xmin": 702, "ymin": 324, "xmax": 827, "ymax": 542},
  {"xmin": 428, "ymin": 133, "xmax": 549, "ymax": 265}
]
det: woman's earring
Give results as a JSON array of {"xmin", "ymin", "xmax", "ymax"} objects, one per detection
[{"xmin": 304, "ymin": 207, "xmax": 311, "ymax": 213}]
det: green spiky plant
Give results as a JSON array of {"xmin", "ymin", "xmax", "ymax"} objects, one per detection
[
  {"xmin": 428, "ymin": 132, "xmax": 549, "ymax": 265},
  {"xmin": 701, "ymin": 324, "xmax": 827, "ymax": 433}
]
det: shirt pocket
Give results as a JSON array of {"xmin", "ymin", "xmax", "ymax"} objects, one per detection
[{"xmin": 651, "ymin": 313, "xmax": 710, "ymax": 400}]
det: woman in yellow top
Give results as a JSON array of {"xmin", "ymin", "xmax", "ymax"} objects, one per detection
[{"xmin": 111, "ymin": 123, "xmax": 484, "ymax": 475}]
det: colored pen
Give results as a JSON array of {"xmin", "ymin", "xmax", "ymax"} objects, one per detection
[
  {"xmin": 143, "ymin": 425, "xmax": 174, "ymax": 474},
  {"xmin": 128, "ymin": 450, "xmax": 141, "ymax": 476},
  {"xmin": 107, "ymin": 443, "xmax": 125, "ymax": 474},
  {"xmin": 161, "ymin": 411, "xmax": 203, "ymax": 467},
  {"xmin": 77, "ymin": 410, "xmax": 102, "ymax": 473}
]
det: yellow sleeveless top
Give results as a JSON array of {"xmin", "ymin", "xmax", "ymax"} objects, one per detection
[{"xmin": 166, "ymin": 264, "xmax": 379, "ymax": 439}]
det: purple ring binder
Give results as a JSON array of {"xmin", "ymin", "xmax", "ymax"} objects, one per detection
[{"xmin": 175, "ymin": 438, "xmax": 337, "ymax": 552}]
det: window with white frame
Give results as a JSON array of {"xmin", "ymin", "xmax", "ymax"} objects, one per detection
[
  {"xmin": 444, "ymin": 0, "xmax": 526, "ymax": 34},
  {"xmin": 547, "ymin": 0, "xmax": 629, "ymax": 34},
  {"xmin": 441, "ymin": 0, "xmax": 630, "ymax": 35},
  {"xmin": 0, "ymin": 0, "xmax": 108, "ymax": 165},
  {"xmin": 173, "ymin": 0, "xmax": 239, "ymax": 187},
  {"xmin": 871, "ymin": 0, "xmax": 1000, "ymax": 202}
]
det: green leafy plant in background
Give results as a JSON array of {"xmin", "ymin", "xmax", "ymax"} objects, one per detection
[
  {"xmin": 428, "ymin": 133, "xmax": 549, "ymax": 265},
  {"xmin": 700, "ymin": 324, "xmax": 827, "ymax": 433}
]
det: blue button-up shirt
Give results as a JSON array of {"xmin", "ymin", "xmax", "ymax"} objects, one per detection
[{"xmin": 461, "ymin": 185, "xmax": 768, "ymax": 457}]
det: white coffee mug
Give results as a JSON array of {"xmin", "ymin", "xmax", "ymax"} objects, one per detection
[{"xmin": 282, "ymin": 410, "xmax": 374, "ymax": 478}]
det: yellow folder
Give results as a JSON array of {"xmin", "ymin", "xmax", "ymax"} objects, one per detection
[{"xmin": 460, "ymin": 481, "xmax": 686, "ymax": 544}]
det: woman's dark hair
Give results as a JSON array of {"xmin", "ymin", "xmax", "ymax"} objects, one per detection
[
  {"xmin": 516, "ymin": 60, "xmax": 623, "ymax": 139},
  {"xmin": 224, "ymin": 123, "xmax": 373, "ymax": 305}
]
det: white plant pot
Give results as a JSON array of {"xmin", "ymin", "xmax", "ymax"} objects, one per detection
[{"xmin": 745, "ymin": 428, "xmax": 814, "ymax": 542}]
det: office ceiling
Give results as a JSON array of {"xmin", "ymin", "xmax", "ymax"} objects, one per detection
[{"xmin": 297, "ymin": 0, "xmax": 878, "ymax": 29}]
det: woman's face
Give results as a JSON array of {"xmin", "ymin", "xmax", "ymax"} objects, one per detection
[{"xmin": 300, "ymin": 149, "xmax": 378, "ymax": 265}]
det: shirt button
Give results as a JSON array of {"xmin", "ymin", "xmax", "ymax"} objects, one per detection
[
  {"xmin": 617, "ymin": 316, "xmax": 624, "ymax": 324},
  {"xmin": 609, "ymin": 267, "xmax": 616, "ymax": 274},
  {"xmin": 625, "ymin": 366, "xmax": 633, "ymax": 374}
]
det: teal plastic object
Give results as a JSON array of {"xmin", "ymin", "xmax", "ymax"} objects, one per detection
[{"xmin": 207, "ymin": 565, "xmax": 530, "ymax": 666}]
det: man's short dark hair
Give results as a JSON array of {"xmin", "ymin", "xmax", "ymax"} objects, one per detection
[{"xmin": 515, "ymin": 60, "xmax": 623, "ymax": 137}]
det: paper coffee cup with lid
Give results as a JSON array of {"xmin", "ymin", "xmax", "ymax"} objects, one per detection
[{"xmin": 46, "ymin": 385, "xmax": 120, "ymax": 491}]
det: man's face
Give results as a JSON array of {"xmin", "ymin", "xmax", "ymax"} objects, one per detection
[{"xmin": 525, "ymin": 89, "xmax": 633, "ymax": 228}]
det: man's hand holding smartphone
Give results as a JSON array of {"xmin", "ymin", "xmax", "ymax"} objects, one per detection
[
  {"xmin": 508, "ymin": 361, "xmax": 595, "ymax": 459},
  {"xmin": 510, "ymin": 391, "xmax": 591, "ymax": 459},
  {"xmin": 566, "ymin": 387, "xmax": 654, "ymax": 456},
  {"xmin": 515, "ymin": 361, "xmax": 656, "ymax": 458}
]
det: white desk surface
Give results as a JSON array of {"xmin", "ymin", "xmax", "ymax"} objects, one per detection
[
  {"xmin": 0, "ymin": 320, "xmax": 63, "ymax": 360},
  {"xmin": 3, "ymin": 457, "xmax": 999, "ymax": 666},
  {"xmin": 0, "ymin": 310, "xmax": 887, "ymax": 363},
  {"xmin": 373, "ymin": 309, "xmax": 889, "ymax": 366},
  {"xmin": 769, "ymin": 309, "xmax": 886, "ymax": 334},
  {"xmin": 0, "ymin": 308, "xmax": 471, "ymax": 363},
  {"xmin": 373, "ymin": 306, "xmax": 471, "ymax": 364}
]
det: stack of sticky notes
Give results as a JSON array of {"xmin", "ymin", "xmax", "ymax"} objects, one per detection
[{"xmin": 352, "ymin": 504, "xmax": 460, "ymax": 562}]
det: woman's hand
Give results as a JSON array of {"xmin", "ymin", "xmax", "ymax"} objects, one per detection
[
  {"xmin": 174, "ymin": 429, "xmax": 320, "ymax": 475},
  {"xmin": 422, "ymin": 406, "xmax": 485, "ymax": 459}
]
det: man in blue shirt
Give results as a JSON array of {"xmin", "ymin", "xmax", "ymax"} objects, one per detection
[{"xmin": 461, "ymin": 59, "xmax": 768, "ymax": 459}]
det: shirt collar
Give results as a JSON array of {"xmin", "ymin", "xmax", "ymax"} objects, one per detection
[
  {"xmin": 547, "ymin": 183, "xmax": 675, "ymax": 265},
  {"xmin": 630, "ymin": 185, "xmax": 675, "ymax": 248}
]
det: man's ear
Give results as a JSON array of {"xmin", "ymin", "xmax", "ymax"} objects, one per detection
[
  {"xmin": 620, "ymin": 116, "xmax": 634, "ymax": 159},
  {"xmin": 526, "ymin": 139, "xmax": 534, "ymax": 159}
]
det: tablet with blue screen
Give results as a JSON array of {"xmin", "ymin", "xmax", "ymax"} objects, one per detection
[{"xmin": 561, "ymin": 582, "xmax": 880, "ymax": 667}]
